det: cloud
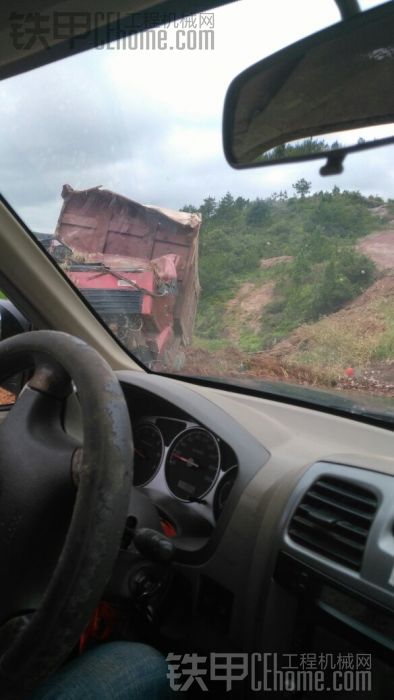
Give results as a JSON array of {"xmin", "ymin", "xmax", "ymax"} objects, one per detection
[{"xmin": 0, "ymin": 0, "xmax": 392, "ymax": 232}]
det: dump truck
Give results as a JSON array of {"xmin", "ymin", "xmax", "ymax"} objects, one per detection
[{"xmin": 52, "ymin": 185, "xmax": 201, "ymax": 370}]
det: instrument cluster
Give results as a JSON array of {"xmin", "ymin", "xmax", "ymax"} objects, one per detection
[{"xmin": 133, "ymin": 416, "xmax": 238, "ymax": 521}]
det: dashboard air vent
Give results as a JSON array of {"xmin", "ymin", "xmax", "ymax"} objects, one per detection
[{"xmin": 288, "ymin": 476, "xmax": 378, "ymax": 571}]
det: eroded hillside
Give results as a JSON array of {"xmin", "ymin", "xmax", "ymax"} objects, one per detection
[{"xmin": 182, "ymin": 190, "xmax": 394, "ymax": 395}]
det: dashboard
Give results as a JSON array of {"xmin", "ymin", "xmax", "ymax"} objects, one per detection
[{"xmin": 63, "ymin": 368, "xmax": 394, "ymax": 695}]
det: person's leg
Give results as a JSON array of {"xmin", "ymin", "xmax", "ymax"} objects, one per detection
[{"xmin": 28, "ymin": 642, "xmax": 172, "ymax": 699}]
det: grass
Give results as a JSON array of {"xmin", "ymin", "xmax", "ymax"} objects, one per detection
[
  {"xmin": 192, "ymin": 336, "xmax": 228, "ymax": 352},
  {"xmin": 238, "ymin": 330, "xmax": 263, "ymax": 353},
  {"xmin": 371, "ymin": 301, "xmax": 394, "ymax": 361},
  {"xmin": 285, "ymin": 295, "xmax": 393, "ymax": 380}
]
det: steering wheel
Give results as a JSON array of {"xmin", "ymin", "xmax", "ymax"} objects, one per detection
[{"xmin": 0, "ymin": 331, "xmax": 133, "ymax": 699}]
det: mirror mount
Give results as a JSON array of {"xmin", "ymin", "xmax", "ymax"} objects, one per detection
[
  {"xmin": 335, "ymin": 0, "xmax": 361, "ymax": 20},
  {"xmin": 320, "ymin": 152, "xmax": 345, "ymax": 177}
]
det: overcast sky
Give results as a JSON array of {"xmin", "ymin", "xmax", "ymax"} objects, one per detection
[{"xmin": 0, "ymin": 0, "xmax": 392, "ymax": 232}]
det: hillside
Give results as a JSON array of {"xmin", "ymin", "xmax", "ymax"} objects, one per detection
[
  {"xmin": 181, "ymin": 186, "xmax": 394, "ymax": 395},
  {"xmin": 267, "ymin": 275, "xmax": 394, "ymax": 391}
]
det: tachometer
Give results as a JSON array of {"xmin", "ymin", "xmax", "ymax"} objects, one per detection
[
  {"xmin": 133, "ymin": 423, "xmax": 163, "ymax": 486},
  {"xmin": 165, "ymin": 428, "xmax": 220, "ymax": 500}
]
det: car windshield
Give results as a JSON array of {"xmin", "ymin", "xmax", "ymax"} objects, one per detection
[{"xmin": 0, "ymin": 0, "xmax": 393, "ymax": 423}]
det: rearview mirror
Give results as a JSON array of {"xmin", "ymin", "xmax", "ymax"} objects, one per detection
[{"xmin": 223, "ymin": 3, "xmax": 394, "ymax": 174}]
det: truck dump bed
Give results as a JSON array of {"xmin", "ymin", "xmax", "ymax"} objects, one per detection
[{"xmin": 55, "ymin": 185, "xmax": 201, "ymax": 368}]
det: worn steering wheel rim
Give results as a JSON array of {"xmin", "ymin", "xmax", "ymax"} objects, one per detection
[{"xmin": 0, "ymin": 331, "xmax": 133, "ymax": 699}]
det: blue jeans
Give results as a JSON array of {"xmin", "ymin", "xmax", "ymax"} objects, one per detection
[{"xmin": 29, "ymin": 642, "xmax": 172, "ymax": 699}]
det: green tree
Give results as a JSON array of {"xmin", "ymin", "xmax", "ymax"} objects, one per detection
[
  {"xmin": 292, "ymin": 178, "xmax": 312, "ymax": 198},
  {"xmin": 200, "ymin": 196, "xmax": 216, "ymax": 219},
  {"xmin": 235, "ymin": 196, "xmax": 249, "ymax": 209},
  {"xmin": 216, "ymin": 192, "xmax": 235, "ymax": 218},
  {"xmin": 246, "ymin": 199, "xmax": 270, "ymax": 225}
]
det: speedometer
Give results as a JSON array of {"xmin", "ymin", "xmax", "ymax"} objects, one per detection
[{"xmin": 165, "ymin": 428, "xmax": 220, "ymax": 500}]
